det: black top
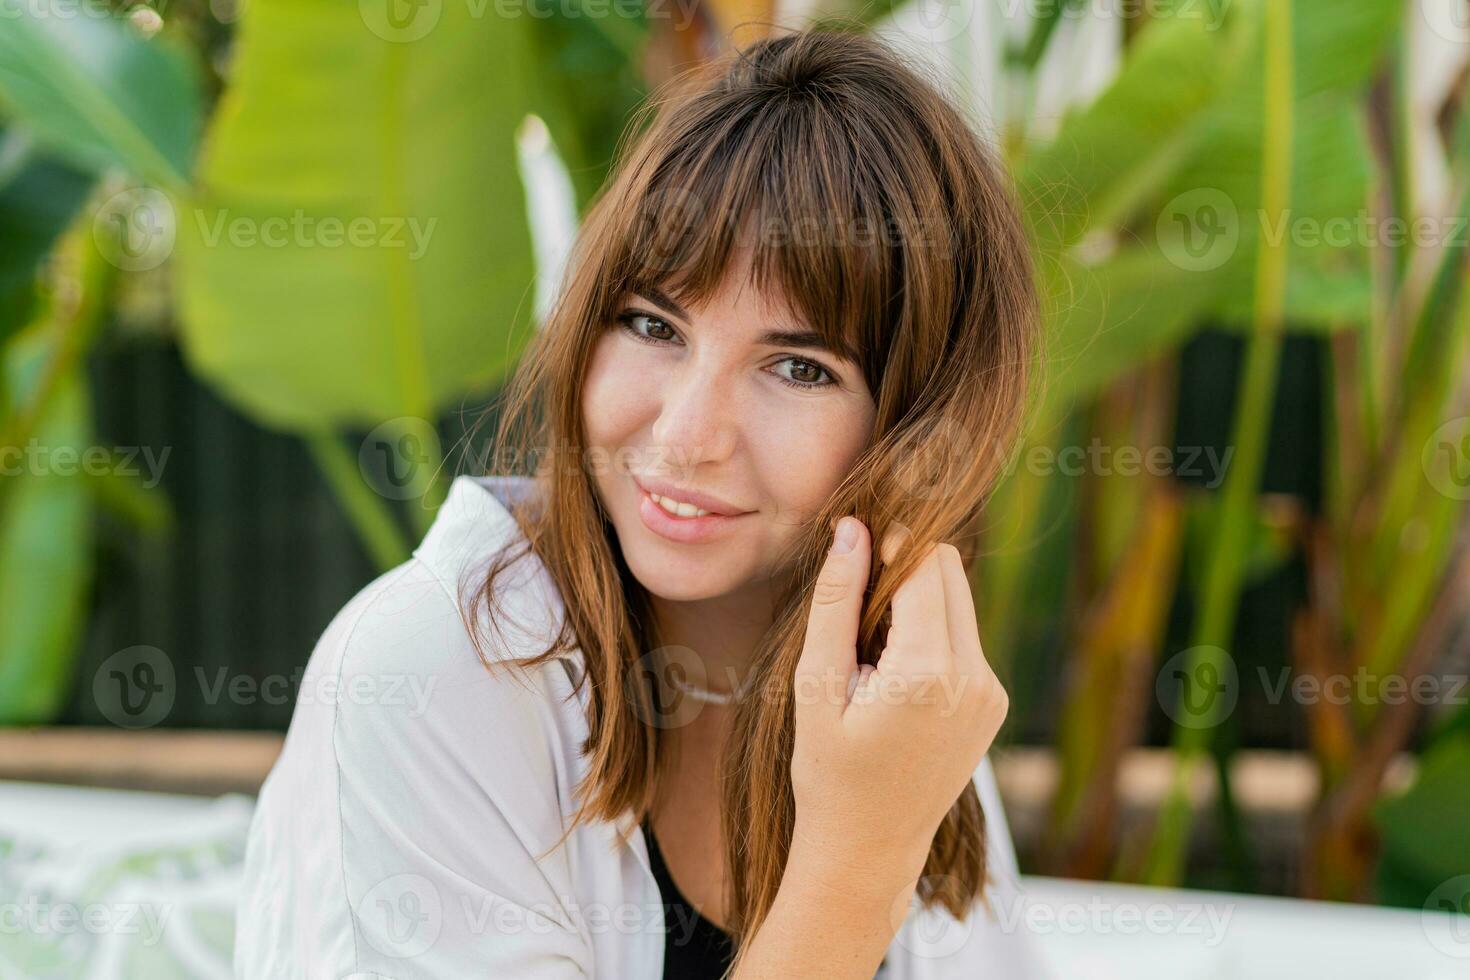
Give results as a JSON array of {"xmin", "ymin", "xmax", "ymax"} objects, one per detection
[
  {"xmin": 642, "ymin": 818, "xmax": 737, "ymax": 979},
  {"xmin": 641, "ymin": 819, "xmax": 889, "ymax": 979}
]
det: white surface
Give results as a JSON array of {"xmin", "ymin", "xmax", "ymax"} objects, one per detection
[
  {"xmin": 5, "ymin": 778, "xmax": 1469, "ymax": 978},
  {"xmin": 1020, "ymin": 876, "xmax": 1469, "ymax": 980}
]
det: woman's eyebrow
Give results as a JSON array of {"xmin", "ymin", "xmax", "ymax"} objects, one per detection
[
  {"xmin": 756, "ymin": 327, "xmax": 852, "ymax": 360},
  {"xmin": 635, "ymin": 285, "xmax": 856, "ymax": 361}
]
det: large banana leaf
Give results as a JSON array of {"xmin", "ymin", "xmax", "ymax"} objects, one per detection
[{"xmin": 175, "ymin": 0, "xmax": 542, "ymax": 431}]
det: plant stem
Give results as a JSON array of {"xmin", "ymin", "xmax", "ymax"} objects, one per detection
[
  {"xmin": 1141, "ymin": 0, "xmax": 1294, "ymax": 886},
  {"xmin": 306, "ymin": 433, "xmax": 412, "ymax": 572}
]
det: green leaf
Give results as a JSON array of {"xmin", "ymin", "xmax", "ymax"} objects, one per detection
[
  {"xmin": 0, "ymin": 131, "xmax": 95, "ymax": 346},
  {"xmin": 1156, "ymin": 0, "xmax": 1400, "ymax": 330},
  {"xmin": 1019, "ymin": 7, "xmax": 1234, "ymax": 255},
  {"xmin": 175, "ymin": 0, "xmax": 541, "ymax": 431},
  {"xmin": 0, "ymin": 333, "xmax": 93, "ymax": 724},
  {"xmin": 0, "ymin": 2, "xmax": 200, "ymax": 190},
  {"xmin": 1374, "ymin": 732, "xmax": 1470, "ymax": 900},
  {"xmin": 1040, "ymin": 244, "xmax": 1223, "ymax": 403}
]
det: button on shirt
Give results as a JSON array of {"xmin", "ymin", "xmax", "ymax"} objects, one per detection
[{"xmin": 235, "ymin": 475, "xmax": 1049, "ymax": 978}]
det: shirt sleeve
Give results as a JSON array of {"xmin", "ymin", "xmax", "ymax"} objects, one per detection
[{"xmin": 235, "ymin": 559, "xmax": 592, "ymax": 979}]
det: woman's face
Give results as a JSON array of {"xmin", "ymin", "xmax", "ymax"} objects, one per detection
[{"xmin": 582, "ymin": 260, "xmax": 877, "ymax": 602}]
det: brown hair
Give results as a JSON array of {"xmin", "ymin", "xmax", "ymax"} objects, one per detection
[{"xmin": 469, "ymin": 23, "xmax": 1042, "ymax": 971}]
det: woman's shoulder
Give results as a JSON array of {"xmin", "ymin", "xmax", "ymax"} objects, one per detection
[
  {"xmin": 238, "ymin": 477, "xmax": 593, "ymax": 978},
  {"xmin": 315, "ymin": 474, "xmax": 571, "ymax": 677},
  {"xmin": 307, "ymin": 475, "xmax": 582, "ymax": 739}
]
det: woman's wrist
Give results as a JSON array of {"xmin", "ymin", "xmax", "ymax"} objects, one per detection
[
  {"xmin": 784, "ymin": 823, "xmax": 928, "ymax": 916},
  {"xmin": 733, "ymin": 839, "xmax": 920, "ymax": 979}
]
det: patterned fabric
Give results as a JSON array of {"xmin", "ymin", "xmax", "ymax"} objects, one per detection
[{"xmin": 0, "ymin": 789, "xmax": 252, "ymax": 979}]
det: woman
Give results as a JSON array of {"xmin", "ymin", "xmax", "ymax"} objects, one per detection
[{"xmin": 237, "ymin": 26, "xmax": 1047, "ymax": 980}]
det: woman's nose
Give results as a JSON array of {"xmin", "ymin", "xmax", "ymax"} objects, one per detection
[{"xmin": 649, "ymin": 361, "xmax": 739, "ymax": 470}]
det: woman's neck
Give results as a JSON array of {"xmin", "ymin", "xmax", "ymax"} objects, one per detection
[{"xmin": 648, "ymin": 575, "xmax": 783, "ymax": 698}]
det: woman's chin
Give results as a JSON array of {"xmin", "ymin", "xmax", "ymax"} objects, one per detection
[{"xmin": 623, "ymin": 548, "xmax": 749, "ymax": 602}]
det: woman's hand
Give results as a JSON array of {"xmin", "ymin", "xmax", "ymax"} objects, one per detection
[{"xmin": 788, "ymin": 515, "xmax": 1009, "ymax": 889}]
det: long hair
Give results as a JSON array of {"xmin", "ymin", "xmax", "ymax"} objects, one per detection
[{"xmin": 467, "ymin": 24, "xmax": 1043, "ymax": 971}]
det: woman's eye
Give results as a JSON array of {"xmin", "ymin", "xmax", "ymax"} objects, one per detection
[
  {"xmin": 615, "ymin": 308, "xmax": 837, "ymax": 391},
  {"xmin": 772, "ymin": 357, "xmax": 835, "ymax": 391},
  {"xmin": 615, "ymin": 310, "xmax": 679, "ymax": 344}
]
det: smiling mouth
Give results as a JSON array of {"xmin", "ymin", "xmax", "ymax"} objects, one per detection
[
  {"xmin": 633, "ymin": 482, "xmax": 752, "ymax": 543},
  {"xmin": 646, "ymin": 491, "xmax": 717, "ymax": 519}
]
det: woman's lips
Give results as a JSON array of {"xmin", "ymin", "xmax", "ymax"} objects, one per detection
[{"xmin": 636, "ymin": 485, "xmax": 750, "ymax": 543}]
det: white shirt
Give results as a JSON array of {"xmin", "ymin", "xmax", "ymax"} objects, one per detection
[{"xmin": 236, "ymin": 475, "xmax": 1048, "ymax": 978}]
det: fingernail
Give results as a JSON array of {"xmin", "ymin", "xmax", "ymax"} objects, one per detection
[{"xmin": 831, "ymin": 517, "xmax": 858, "ymax": 554}]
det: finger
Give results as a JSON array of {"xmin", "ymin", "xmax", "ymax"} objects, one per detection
[
  {"xmin": 847, "ymin": 662, "xmax": 877, "ymax": 703},
  {"xmin": 881, "ymin": 533, "xmax": 949, "ymax": 664},
  {"xmin": 935, "ymin": 543, "xmax": 988, "ymax": 676},
  {"xmin": 796, "ymin": 515, "xmax": 872, "ymax": 723}
]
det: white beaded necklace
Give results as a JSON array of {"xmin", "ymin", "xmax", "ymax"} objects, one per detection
[{"xmin": 666, "ymin": 674, "xmax": 746, "ymax": 705}]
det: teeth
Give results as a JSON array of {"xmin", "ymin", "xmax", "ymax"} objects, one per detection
[{"xmin": 650, "ymin": 493, "xmax": 710, "ymax": 518}]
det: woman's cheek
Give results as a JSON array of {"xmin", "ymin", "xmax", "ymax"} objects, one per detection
[
  {"xmin": 582, "ymin": 337, "xmax": 643, "ymax": 448},
  {"xmin": 751, "ymin": 399, "xmax": 868, "ymax": 522}
]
